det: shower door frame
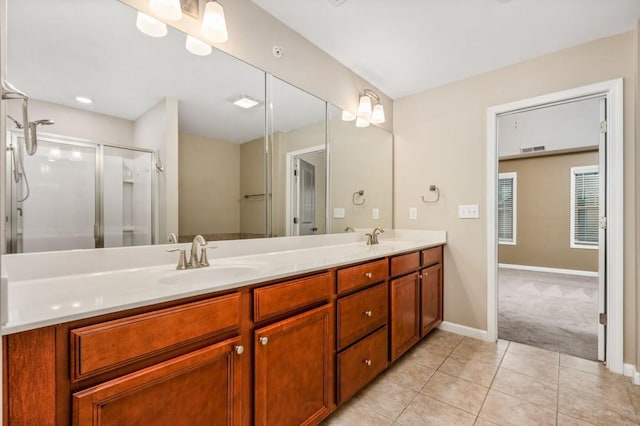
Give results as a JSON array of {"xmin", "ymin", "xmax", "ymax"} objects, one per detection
[{"xmin": 5, "ymin": 130, "xmax": 157, "ymax": 252}]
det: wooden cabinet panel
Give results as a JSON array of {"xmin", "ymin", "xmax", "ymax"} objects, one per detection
[
  {"xmin": 390, "ymin": 273, "xmax": 420, "ymax": 361},
  {"xmin": 70, "ymin": 293, "xmax": 241, "ymax": 381},
  {"xmin": 336, "ymin": 259, "xmax": 388, "ymax": 295},
  {"xmin": 390, "ymin": 252, "xmax": 420, "ymax": 277},
  {"xmin": 421, "ymin": 264, "xmax": 443, "ymax": 337},
  {"xmin": 254, "ymin": 272, "xmax": 331, "ymax": 322},
  {"xmin": 421, "ymin": 246, "xmax": 443, "ymax": 267},
  {"xmin": 254, "ymin": 305, "xmax": 332, "ymax": 426},
  {"xmin": 336, "ymin": 326, "xmax": 388, "ymax": 404},
  {"xmin": 72, "ymin": 336, "xmax": 244, "ymax": 426},
  {"xmin": 337, "ymin": 283, "xmax": 388, "ymax": 350}
]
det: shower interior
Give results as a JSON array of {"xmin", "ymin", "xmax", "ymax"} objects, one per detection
[{"xmin": 5, "ymin": 129, "xmax": 156, "ymax": 253}]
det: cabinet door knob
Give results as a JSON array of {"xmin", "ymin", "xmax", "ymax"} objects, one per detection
[
  {"xmin": 363, "ymin": 359, "xmax": 372, "ymax": 367},
  {"xmin": 424, "ymin": 272, "xmax": 429, "ymax": 277},
  {"xmin": 235, "ymin": 345, "xmax": 244, "ymax": 355},
  {"xmin": 364, "ymin": 272, "xmax": 373, "ymax": 279},
  {"xmin": 418, "ymin": 274, "xmax": 423, "ymax": 279},
  {"xmin": 363, "ymin": 310, "xmax": 373, "ymax": 317},
  {"xmin": 259, "ymin": 336, "xmax": 269, "ymax": 346}
]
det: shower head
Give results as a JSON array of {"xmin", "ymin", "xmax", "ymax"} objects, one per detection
[
  {"xmin": 33, "ymin": 119, "xmax": 54, "ymax": 126},
  {"xmin": 7, "ymin": 115, "xmax": 23, "ymax": 129}
]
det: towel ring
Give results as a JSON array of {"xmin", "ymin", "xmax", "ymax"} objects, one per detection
[
  {"xmin": 352, "ymin": 190, "xmax": 366, "ymax": 206},
  {"xmin": 421, "ymin": 185, "xmax": 440, "ymax": 203}
]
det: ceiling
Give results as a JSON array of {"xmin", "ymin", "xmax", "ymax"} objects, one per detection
[
  {"xmin": 252, "ymin": 0, "xmax": 640, "ymax": 99},
  {"xmin": 7, "ymin": 0, "xmax": 325, "ymax": 143}
]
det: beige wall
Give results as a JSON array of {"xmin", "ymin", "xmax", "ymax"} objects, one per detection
[
  {"xmin": 394, "ymin": 31, "xmax": 636, "ymax": 363},
  {"xmin": 240, "ymin": 137, "xmax": 266, "ymax": 235},
  {"xmin": 498, "ymin": 151, "xmax": 599, "ymax": 272},
  {"xmin": 121, "ymin": 0, "xmax": 392, "ymax": 131},
  {"xmin": 635, "ymin": 21, "xmax": 640, "ymax": 371},
  {"xmin": 178, "ymin": 133, "xmax": 240, "ymax": 236}
]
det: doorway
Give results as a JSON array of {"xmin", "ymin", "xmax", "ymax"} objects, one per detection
[
  {"xmin": 486, "ymin": 79, "xmax": 624, "ymax": 373},
  {"xmin": 285, "ymin": 145, "xmax": 326, "ymax": 236}
]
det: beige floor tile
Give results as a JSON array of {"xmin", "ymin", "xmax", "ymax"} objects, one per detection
[
  {"xmin": 383, "ymin": 358, "xmax": 436, "ymax": 391},
  {"xmin": 474, "ymin": 418, "xmax": 500, "ymax": 426},
  {"xmin": 500, "ymin": 352, "xmax": 559, "ymax": 384},
  {"xmin": 559, "ymin": 353, "xmax": 606, "ymax": 376},
  {"xmin": 421, "ymin": 371, "xmax": 489, "ymax": 415},
  {"xmin": 497, "ymin": 339, "xmax": 510, "ymax": 351},
  {"xmin": 507, "ymin": 342, "xmax": 559, "ymax": 366},
  {"xmin": 355, "ymin": 375, "xmax": 418, "ymax": 421},
  {"xmin": 405, "ymin": 343, "xmax": 452, "ymax": 370},
  {"xmin": 559, "ymin": 366, "xmax": 631, "ymax": 403},
  {"xmin": 558, "ymin": 384, "xmax": 637, "ymax": 425},
  {"xmin": 439, "ymin": 355, "xmax": 499, "ymax": 387},
  {"xmin": 556, "ymin": 413, "xmax": 597, "ymax": 425},
  {"xmin": 626, "ymin": 383, "xmax": 640, "ymax": 418},
  {"xmin": 451, "ymin": 338, "xmax": 506, "ymax": 364},
  {"xmin": 395, "ymin": 394, "xmax": 476, "ymax": 426},
  {"xmin": 491, "ymin": 368, "xmax": 558, "ymax": 410},
  {"xmin": 422, "ymin": 329, "xmax": 464, "ymax": 352},
  {"xmin": 478, "ymin": 390, "xmax": 556, "ymax": 426},
  {"xmin": 323, "ymin": 399, "xmax": 394, "ymax": 425}
]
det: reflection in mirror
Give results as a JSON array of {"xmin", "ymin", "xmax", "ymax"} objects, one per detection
[
  {"xmin": 269, "ymin": 77, "xmax": 327, "ymax": 237},
  {"xmin": 5, "ymin": 0, "xmax": 266, "ymax": 252},
  {"xmin": 327, "ymin": 104, "xmax": 393, "ymax": 232}
]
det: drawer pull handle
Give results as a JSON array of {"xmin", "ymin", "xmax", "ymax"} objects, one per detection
[
  {"xmin": 364, "ymin": 272, "xmax": 373, "ymax": 279},
  {"xmin": 259, "ymin": 337, "xmax": 269, "ymax": 346},
  {"xmin": 364, "ymin": 359, "xmax": 372, "ymax": 367},
  {"xmin": 235, "ymin": 345, "xmax": 244, "ymax": 355},
  {"xmin": 363, "ymin": 310, "xmax": 373, "ymax": 317}
]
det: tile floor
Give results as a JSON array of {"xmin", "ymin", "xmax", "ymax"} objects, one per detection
[{"xmin": 323, "ymin": 329, "xmax": 640, "ymax": 425}]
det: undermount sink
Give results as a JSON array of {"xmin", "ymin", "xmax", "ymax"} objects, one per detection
[{"xmin": 158, "ymin": 263, "xmax": 264, "ymax": 286}]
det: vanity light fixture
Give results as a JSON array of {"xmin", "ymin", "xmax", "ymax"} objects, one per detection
[
  {"xmin": 347, "ymin": 89, "xmax": 385, "ymax": 127},
  {"xmin": 201, "ymin": 0, "xmax": 228, "ymax": 43},
  {"xmin": 232, "ymin": 95, "xmax": 261, "ymax": 109},
  {"xmin": 149, "ymin": 0, "xmax": 182, "ymax": 21},
  {"xmin": 356, "ymin": 94, "xmax": 372, "ymax": 121},
  {"xmin": 185, "ymin": 35, "xmax": 212, "ymax": 56},
  {"xmin": 75, "ymin": 96, "xmax": 93, "ymax": 104},
  {"xmin": 370, "ymin": 103, "xmax": 385, "ymax": 125},
  {"xmin": 136, "ymin": 11, "xmax": 168, "ymax": 37}
]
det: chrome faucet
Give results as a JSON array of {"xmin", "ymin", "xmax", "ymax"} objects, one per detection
[
  {"xmin": 366, "ymin": 227, "xmax": 384, "ymax": 245},
  {"xmin": 189, "ymin": 235, "xmax": 208, "ymax": 268}
]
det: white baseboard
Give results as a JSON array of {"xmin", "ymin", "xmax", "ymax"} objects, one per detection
[
  {"xmin": 438, "ymin": 321, "xmax": 490, "ymax": 342},
  {"xmin": 498, "ymin": 263, "xmax": 598, "ymax": 277},
  {"xmin": 623, "ymin": 363, "xmax": 640, "ymax": 385}
]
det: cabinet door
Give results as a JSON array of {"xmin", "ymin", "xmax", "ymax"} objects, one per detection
[
  {"xmin": 254, "ymin": 305, "xmax": 332, "ymax": 426},
  {"xmin": 421, "ymin": 264, "xmax": 443, "ymax": 337},
  {"xmin": 72, "ymin": 337, "xmax": 244, "ymax": 426},
  {"xmin": 390, "ymin": 273, "xmax": 420, "ymax": 361}
]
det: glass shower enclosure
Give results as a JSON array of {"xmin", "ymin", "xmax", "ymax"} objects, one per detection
[{"xmin": 5, "ymin": 131, "xmax": 155, "ymax": 253}]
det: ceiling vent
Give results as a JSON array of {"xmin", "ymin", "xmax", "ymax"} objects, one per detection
[
  {"xmin": 520, "ymin": 145, "xmax": 546, "ymax": 154},
  {"xmin": 327, "ymin": 0, "xmax": 350, "ymax": 6}
]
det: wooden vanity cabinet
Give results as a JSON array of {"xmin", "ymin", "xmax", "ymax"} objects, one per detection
[
  {"xmin": 390, "ymin": 272, "xmax": 421, "ymax": 361},
  {"xmin": 420, "ymin": 246, "xmax": 444, "ymax": 337}
]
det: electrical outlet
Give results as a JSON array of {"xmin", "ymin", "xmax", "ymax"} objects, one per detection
[
  {"xmin": 458, "ymin": 204, "xmax": 480, "ymax": 219},
  {"xmin": 409, "ymin": 207, "xmax": 417, "ymax": 220},
  {"xmin": 372, "ymin": 208, "xmax": 379, "ymax": 220}
]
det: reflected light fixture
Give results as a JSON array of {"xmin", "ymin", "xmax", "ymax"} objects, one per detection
[
  {"xmin": 347, "ymin": 89, "xmax": 385, "ymax": 127},
  {"xmin": 341, "ymin": 110, "xmax": 356, "ymax": 121},
  {"xmin": 149, "ymin": 0, "xmax": 182, "ymax": 21},
  {"xmin": 232, "ymin": 95, "xmax": 261, "ymax": 109},
  {"xmin": 136, "ymin": 11, "xmax": 167, "ymax": 37},
  {"xmin": 75, "ymin": 96, "xmax": 93, "ymax": 104},
  {"xmin": 355, "ymin": 117, "xmax": 369, "ymax": 128},
  {"xmin": 201, "ymin": 0, "xmax": 228, "ymax": 43},
  {"xmin": 185, "ymin": 35, "xmax": 212, "ymax": 56}
]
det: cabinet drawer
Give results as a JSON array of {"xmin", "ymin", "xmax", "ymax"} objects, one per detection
[
  {"xmin": 337, "ymin": 326, "xmax": 388, "ymax": 404},
  {"xmin": 422, "ymin": 246, "xmax": 443, "ymax": 267},
  {"xmin": 254, "ymin": 272, "xmax": 331, "ymax": 322},
  {"xmin": 337, "ymin": 259, "xmax": 388, "ymax": 295},
  {"xmin": 390, "ymin": 252, "xmax": 420, "ymax": 276},
  {"xmin": 70, "ymin": 293, "xmax": 241, "ymax": 381},
  {"xmin": 337, "ymin": 283, "xmax": 388, "ymax": 350}
]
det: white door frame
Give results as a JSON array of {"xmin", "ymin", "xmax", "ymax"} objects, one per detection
[
  {"xmin": 486, "ymin": 79, "xmax": 624, "ymax": 374},
  {"xmin": 285, "ymin": 145, "xmax": 325, "ymax": 236}
]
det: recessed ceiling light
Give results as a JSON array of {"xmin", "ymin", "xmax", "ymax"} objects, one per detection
[
  {"xmin": 232, "ymin": 96, "xmax": 261, "ymax": 109},
  {"xmin": 75, "ymin": 96, "xmax": 93, "ymax": 104}
]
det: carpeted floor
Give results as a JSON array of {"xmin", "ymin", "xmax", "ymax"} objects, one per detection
[{"xmin": 498, "ymin": 268, "xmax": 598, "ymax": 360}]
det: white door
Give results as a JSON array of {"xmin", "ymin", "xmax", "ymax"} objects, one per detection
[
  {"xmin": 293, "ymin": 158, "xmax": 316, "ymax": 236},
  {"xmin": 597, "ymin": 98, "xmax": 607, "ymax": 361}
]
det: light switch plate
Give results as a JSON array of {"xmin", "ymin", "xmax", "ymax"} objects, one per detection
[
  {"xmin": 409, "ymin": 207, "xmax": 417, "ymax": 220},
  {"xmin": 333, "ymin": 208, "xmax": 345, "ymax": 219},
  {"xmin": 458, "ymin": 204, "xmax": 480, "ymax": 219},
  {"xmin": 372, "ymin": 208, "xmax": 379, "ymax": 220}
]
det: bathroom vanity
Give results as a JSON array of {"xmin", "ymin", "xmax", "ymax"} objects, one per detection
[{"xmin": 1, "ymin": 230, "xmax": 445, "ymax": 425}]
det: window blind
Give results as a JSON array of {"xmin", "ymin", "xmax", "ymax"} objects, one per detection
[
  {"xmin": 498, "ymin": 175, "xmax": 515, "ymax": 243},
  {"xmin": 573, "ymin": 169, "xmax": 599, "ymax": 246}
]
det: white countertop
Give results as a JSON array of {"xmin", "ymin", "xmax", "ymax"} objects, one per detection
[{"xmin": 0, "ymin": 230, "xmax": 446, "ymax": 335}]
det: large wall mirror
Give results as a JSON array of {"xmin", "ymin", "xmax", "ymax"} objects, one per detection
[{"xmin": 2, "ymin": 0, "xmax": 392, "ymax": 255}]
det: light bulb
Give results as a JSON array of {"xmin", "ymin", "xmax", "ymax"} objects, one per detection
[
  {"xmin": 370, "ymin": 104, "xmax": 385, "ymax": 124},
  {"xmin": 201, "ymin": 1, "xmax": 228, "ymax": 43},
  {"xmin": 341, "ymin": 110, "xmax": 356, "ymax": 121},
  {"xmin": 136, "ymin": 11, "xmax": 168, "ymax": 37},
  {"xmin": 356, "ymin": 95, "xmax": 372, "ymax": 121},
  {"xmin": 185, "ymin": 35, "xmax": 212, "ymax": 56},
  {"xmin": 149, "ymin": 0, "xmax": 182, "ymax": 21},
  {"xmin": 355, "ymin": 117, "xmax": 370, "ymax": 128}
]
